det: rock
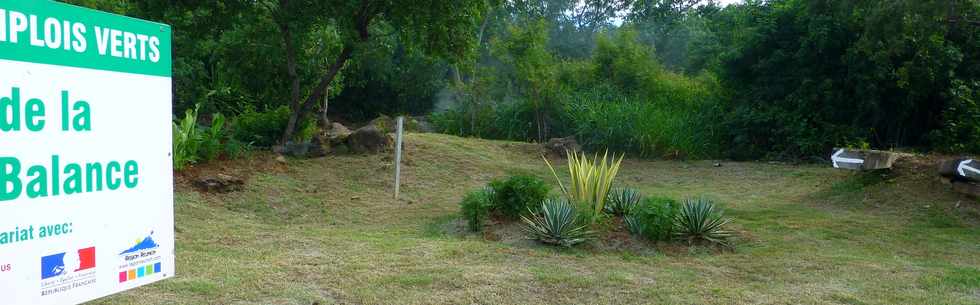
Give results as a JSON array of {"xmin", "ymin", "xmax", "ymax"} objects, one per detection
[
  {"xmin": 273, "ymin": 141, "xmax": 312, "ymax": 157},
  {"xmin": 544, "ymin": 136, "xmax": 581, "ymax": 157},
  {"xmin": 325, "ymin": 122, "xmax": 352, "ymax": 145},
  {"xmin": 308, "ymin": 135, "xmax": 328, "ymax": 157},
  {"xmin": 347, "ymin": 125, "xmax": 389, "ymax": 154},
  {"xmin": 369, "ymin": 115, "xmax": 396, "ymax": 133},
  {"xmin": 275, "ymin": 155, "xmax": 287, "ymax": 164},
  {"xmin": 193, "ymin": 174, "xmax": 244, "ymax": 193},
  {"xmin": 938, "ymin": 158, "xmax": 980, "ymax": 182},
  {"xmin": 273, "ymin": 138, "xmax": 327, "ymax": 158}
]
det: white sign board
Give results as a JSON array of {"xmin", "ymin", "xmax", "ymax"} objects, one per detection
[{"xmin": 0, "ymin": 1, "xmax": 174, "ymax": 304}]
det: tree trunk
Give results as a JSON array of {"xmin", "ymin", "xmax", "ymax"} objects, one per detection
[
  {"xmin": 321, "ymin": 87, "xmax": 330, "ymax": 131},
  {"xmin": 280, "ymin": 45, "xmax": 354, "ymax": 144},
  {"xmin": 279, "ymin": 1, "xmax": 300, "ymax": 145},
  {"xmin": 279, "ymin": 2, "xmax": 373, "ymax": 144}
]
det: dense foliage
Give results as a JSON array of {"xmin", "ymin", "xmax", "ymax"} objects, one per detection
[
  {"xmin": 433, "ymin": 0, "xmax": 980, "ymax": 159},
  {"xmin": 460, "ymin": 188, "xmax": 494, "ymax": 232},
  {"xmin": 68, "ymin": 0, "xmax": 980, "ymax": 161},
  {"xmin": 625, "ymin": 196, "xmax": 680, "ymax": 241},
  {"xmin": 488, "ymin": 174, "xmax": 552, "ymax": 218}
]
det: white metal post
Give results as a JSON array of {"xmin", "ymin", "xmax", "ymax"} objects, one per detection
[{"xmin": 394, "ymin": 116, "xmax": 404, "ymax": 199}]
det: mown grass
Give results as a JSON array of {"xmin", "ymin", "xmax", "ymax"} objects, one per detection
[{"xmin": 91, "ymin": 133, "xmax": 980, "ymax": 305}]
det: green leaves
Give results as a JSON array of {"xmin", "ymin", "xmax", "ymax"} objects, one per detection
[
  {"xmin": 172, "ymin": 106, "xmax": 201, "ymax": 171},
  {"xmin": 605, "ymin": 187, "xmax": 642, "ymax": 216},
  {"xmin": 521, "ymin": 198, "xmax": 592, "ymax": 247},
  {"xmin": 544, "ymin": 150, "xmax": 623, "ymax": 224},
  {"xmin": 673, "ymin": 197, "xmax": 733, "ymax": 248},
  {"xmin": 460, "ymin": 188, "xmax": 494, "ymax": 232}
]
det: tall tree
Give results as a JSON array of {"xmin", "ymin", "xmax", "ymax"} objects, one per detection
[{"xmin": 274, "ymin": 0, "xmax": 494, "ymax": 143}]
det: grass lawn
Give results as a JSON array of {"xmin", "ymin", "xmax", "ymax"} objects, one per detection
[{"xmin": 91, "ymin": 133, "xmax": 980, "ymax": 305}]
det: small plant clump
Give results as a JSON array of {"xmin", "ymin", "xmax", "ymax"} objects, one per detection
[
  {"xmin": 459, "ymin": 188, "xmax": 494, "ymax": 232},
  {"xmin": 173, "ymin": 105, "xmax": 248, "ymax": 170},
  {"xmin": 673, "ymin": 197, "xmax": 733, "ymax": 248},
  {"xmin": 605, "ymin": 187, "xmax": 642, "ymax": 216},
  {"xmin": 521, "ymin": 198, "xmax": 592, "ymax": 247},
  {"xmin": 489, "ymin": 174, "xmax": 551, "ymax": 219},
  {"xmin": 625, "ymin": 196, "xmax": 680, "ymax": 241}
]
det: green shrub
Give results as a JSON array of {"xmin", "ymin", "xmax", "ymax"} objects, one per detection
[
  {"xmin": 460, "ymin": 188, "xmax": 494, "ymax": 232},
  {"xmin": 521, "ymin": 198, "xmax": 591, "ymax": 247},
  {"xmin": 605, "ymin": 187, "xmax": 642, "ymax": 216},
  {"xmin": 173, "ymin": 107, "xmax": 245, "ymax": 170},
  {"xmin": 172, "ymin": 106, "xmax": 201, "ymax": 171},
  {"xmin": 232, "ymin": 106, "xmax": 316, "ymax": 147},
  {"xmin": 674, "ymin": 197, "xmax": 733, "ymax": 247},
  {"xmin": 489, "ymin": 174, "xmax": 551, "ymax": 218},
  {"xmin": 625, "ymin": 196, "xmax": 679, "ymax": 241},
  {"xmin": 198, "ymin": 112, "xmax": 227, "ymax": 162}
]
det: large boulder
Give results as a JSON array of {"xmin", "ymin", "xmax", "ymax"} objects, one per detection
[
  {"xmin": 325, "ymin": 122, "xmax": 352, "ymax": 145},
  {"xmin": 347, "ymin": 125, "xmax": 389, "ymax": 154},
  {"xmin": 545, "ymin": 136, "xmax": 581, "ymax": 157}
]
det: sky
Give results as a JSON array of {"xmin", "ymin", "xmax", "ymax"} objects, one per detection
[{"xmin": 716, "ymin": 0, "xmax": 743, "ymax": 6}]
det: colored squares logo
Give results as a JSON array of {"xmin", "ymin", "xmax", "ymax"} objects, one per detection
[{"xmin": 118, "ymin": 262, "xmax": 161, "ymax": 283}]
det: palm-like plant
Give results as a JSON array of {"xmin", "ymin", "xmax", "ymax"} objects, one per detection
[
  {"xmin": 521, "ymin": 198, "xmax": 592, "ymax": 247},
  {"xmin": 674, "ymin": 197, "xmax": 733, "ymax": 247},
  {"xmin": 605, "ymin": 187, "xmax": 642, "ymax": 216},
  {"xmin": 544, "ymin": 150, "xmax": 624, "ymax": 223},
  {"xmin": 172, "ymin": 105, "xmax": 201, "ymax": 170}
]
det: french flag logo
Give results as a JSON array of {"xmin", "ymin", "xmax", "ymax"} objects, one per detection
[{"xmin": 40, "ymin": 247, "xmax": 96, "ymax": 279}]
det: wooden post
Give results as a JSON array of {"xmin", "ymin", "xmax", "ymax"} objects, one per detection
[{"xmin": 394, "ymin": 116, "xmax": 404, "ymax": 199}]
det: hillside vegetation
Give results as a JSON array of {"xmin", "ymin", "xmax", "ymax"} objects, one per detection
[{"xmin": 92, "ymin": 134, "xmax": 980, "ymax": 305}]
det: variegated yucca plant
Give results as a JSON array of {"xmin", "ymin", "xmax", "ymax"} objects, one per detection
[
  {"xmin": 544, "ymin": 150, "xmax": 624, "ymax": 224},
  {"xmin": 521, "ymin": 198, "xmax": 591, "ymax": 247}
]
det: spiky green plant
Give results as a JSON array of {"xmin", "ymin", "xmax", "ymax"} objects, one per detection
[
  {"xmin": 544, "ymin": 150, "xmax": 624, "ymax": 223},
  {"xmin": 605, "ymin": 187, "xmax": 642, "ymax": 216},
  {"xmin": 521, "ymin": 198, "xmax": 592, "ymax": 247},
  {"xmin": 624, "ymin": 214, "xmax": 645, "ymax": 235},
  {"xmin": 674, "ymin": 197, "xmax": 733, "ymax": 247}
]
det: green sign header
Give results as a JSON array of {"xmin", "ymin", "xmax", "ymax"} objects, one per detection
[{"xmin": 0, "ymin": 0, "xmax": 172, "ymax": 77}]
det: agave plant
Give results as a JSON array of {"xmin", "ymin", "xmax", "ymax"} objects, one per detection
[
  {"xmin": 544, "ymin": 150, "xmax": 624, "ymax": 224},
  {"xmin": 605, "ymin": 187, "xmax": 642, "ymax": 216},
  {"xmin": 624, "ymin": 214, "xmax": 645, "ymax": 235},
  {"xmin": 521, "ymin": 198, "xmax": 592, "ymax": 247},
  {"xmin": 674, "ymin": 197, "xmax": 733, "ymax": 247}
]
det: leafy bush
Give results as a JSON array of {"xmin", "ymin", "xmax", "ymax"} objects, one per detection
[
  {"xmin": 605, "ymin": 187, "xmax": 642, "ymax": 216},
  {"xmin": 625, "ymin": 196, "xmax": 679, "ymax": 241},
  {"xmin": 674, "ymin": 197, "xmax": 732, "ymax": 247},
  {"xmin": 521, "ymin": 198, "xmax": 591, "ymax": 247},
  {"xmin": 172, "ymin": 107, "xmax": 201, "ymax": 171},
  {"xmin": 232, "ymin": 106, "xmax": 316, "ymax": 147},
  {"xmin": 460, "ymin": 188, "xmax": 494, "ymax": 232},
  {"xmin": 489, "ymin": 174, "xmax": 551, "ymax": 219},
  {"xmin": 544, "ymin": 150, "xmax": 623, "ymax": 224},
  {"xmin": 931, "ymin": 80, "xmax": 980, "ymax": 154},
  {"xmin": 198, "ymin": 112, "xmax": 227, "ymax": 162},
  {"xmin": 173, "ymin": 107, "xmax": 245, "ymax": 170}
]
